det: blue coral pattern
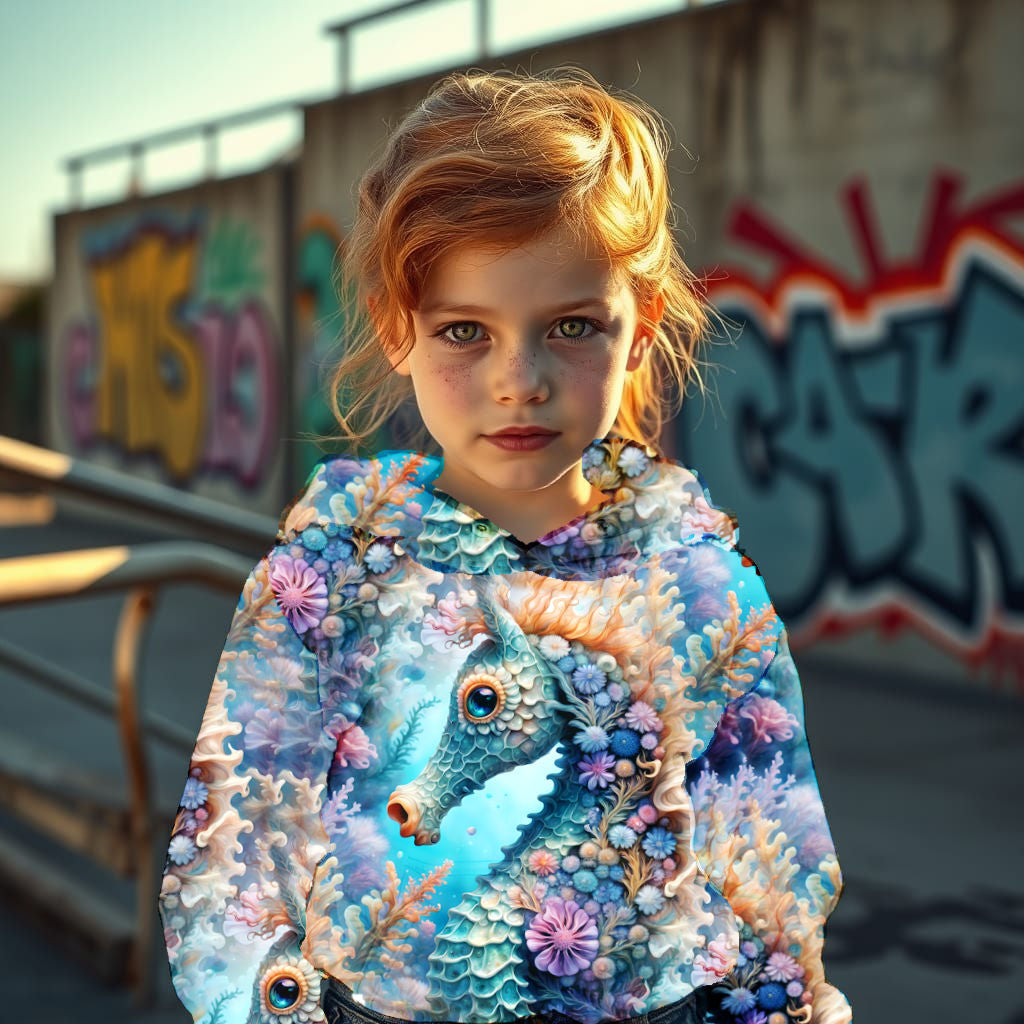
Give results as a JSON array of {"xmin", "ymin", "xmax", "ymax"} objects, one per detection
[{"xmin": 158, "ymin": 433, "xmax": 851, "ymax": 1024}]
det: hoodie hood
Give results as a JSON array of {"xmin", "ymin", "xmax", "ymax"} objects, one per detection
[{"xmin": 277, "ymin": 432, "xmax": 740, "ymax": 579}]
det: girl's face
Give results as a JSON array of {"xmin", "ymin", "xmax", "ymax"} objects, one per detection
[{"xmin": 391, "ymin": 224, "xmax": 658, "ymax": 526}]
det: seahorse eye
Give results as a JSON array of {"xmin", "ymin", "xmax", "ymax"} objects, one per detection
[
  {"xmin": 465, "ymin": 684, "xmax": 498, "ymax": 719},
  {"xmin": 267, "ymin": 976, "xmax": 300, "ymax": 1009},
  {"xmin": 262, "ymin": 966, "xmax": 305, "ymax": 1015},
  {"xmin": 457, "ymin": 672, "xmax": 505, "ymax": 724}
]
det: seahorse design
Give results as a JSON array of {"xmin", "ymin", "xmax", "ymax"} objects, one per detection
[
  {"xmin": 385, "ymin": 584, "xmax": 578, "ymax": 1019},
  {"xmin": 384, "ymin": 563, "xmax": 754, "ymax": 1023}
]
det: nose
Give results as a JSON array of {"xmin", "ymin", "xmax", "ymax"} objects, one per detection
[{"xmin": 492, "ymin": 348, "xmax": 549, "ymax": 404}]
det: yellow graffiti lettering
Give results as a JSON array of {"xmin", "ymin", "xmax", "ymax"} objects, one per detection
[{"xmin": 91, "ymin": 229, "xmax": 204, "ymax": 479}]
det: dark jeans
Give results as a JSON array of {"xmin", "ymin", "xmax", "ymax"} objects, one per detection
[{"xmin": 322, "ymin": 977, "xmax": 717, "ymax": 1024}]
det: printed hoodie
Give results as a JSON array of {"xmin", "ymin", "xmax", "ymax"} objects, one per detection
[{"xmin": 158, "ymin": 432, "xmax": 851, "ymax": 1024}]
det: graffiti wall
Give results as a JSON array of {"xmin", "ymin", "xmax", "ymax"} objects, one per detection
[
  {"xmin": 684, "ymin": 172, "xmax": 1024, "ymax": 693},
  {"xmin": 46, "ymin": 0, "xmax": 1021, "ymax": 688},
  {"xmin": 292, "ymin": 0, "xmax": 1021, "ymax": 690},
  {"xmin": 293, "ymin": 214, "xmax": 348, "ymax": 490},
  {"xmin": 48, "ymin": 170, "xmax": 289, "ymax": 514}
]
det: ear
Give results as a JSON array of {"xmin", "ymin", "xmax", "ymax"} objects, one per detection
[{"xmin": 626, "ymin": 291, "xmax": 664, "ymax": 372}]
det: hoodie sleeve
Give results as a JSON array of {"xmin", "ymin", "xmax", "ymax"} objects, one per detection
[
  {"xmin": 158, "ymin": 546, "xmax": 334, "ymax": 1024},
  {"xmin": 685, "ymin": 604, "xmax": 851, "ymax": 1021}
]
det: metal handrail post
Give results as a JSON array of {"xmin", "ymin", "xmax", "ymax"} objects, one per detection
[
  {"xmin": 339, "ymin": 26, "xmax": 350, "ymax": 94},
  {"xmin": 113, "ymin": 585, "xmax": 158, "ymax": 1006},
  {"xmin": 477, "ymin": 0, "xmax": 489, "ymax": 58}
]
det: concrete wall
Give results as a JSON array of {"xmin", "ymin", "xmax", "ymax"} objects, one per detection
[
  {"xmin": 48, "ymin": 167, "xmax": 291, "ymax": 515},
  {"xmin": 293, "ymin": 0, "xmax": 1023, "ymax": 694},
  {"xmin": 46, "ymin": 0, "xmax": 1022, "ymax": 692}
]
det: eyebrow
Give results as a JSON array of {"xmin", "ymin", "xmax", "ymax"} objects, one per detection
[{"xmin": 419, "ymin": 297, "xmax": 611, "ymax": 317}]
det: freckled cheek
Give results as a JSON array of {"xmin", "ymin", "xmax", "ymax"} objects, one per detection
[
  {"xmin": 561, "ymin": 353, "xmax": 620, "ymax": 403},
  {"xmin": 426, "ymin": 358, "xmax": 475, "ymax": 409}
]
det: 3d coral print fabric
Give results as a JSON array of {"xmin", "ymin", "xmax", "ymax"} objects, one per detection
[{"xmin": 158, "ymin": 432, "xmax": 851, "ymax": 1024}]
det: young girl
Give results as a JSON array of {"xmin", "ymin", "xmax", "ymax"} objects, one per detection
[{"xmin": 159, "ymin": 67, "xmax": 851, "ymax": 1024}]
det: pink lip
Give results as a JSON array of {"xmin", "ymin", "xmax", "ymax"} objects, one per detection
[
  {"xmin": 485, "ymin": 427, "xmax": 559, "ymax": 437},
  {"xmin": 484, "ymin": 432, "xmax": 559, "ymax": 452}
]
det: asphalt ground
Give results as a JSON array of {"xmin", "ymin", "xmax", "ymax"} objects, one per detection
[{"xmin": 1, "ymin": 498, "xmax": 1022, "ymax": 1023}]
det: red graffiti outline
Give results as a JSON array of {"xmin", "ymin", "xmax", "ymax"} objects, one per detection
[{"xmin": 701, "ymin": 171, "xmax": 1024, "ymax": 691}]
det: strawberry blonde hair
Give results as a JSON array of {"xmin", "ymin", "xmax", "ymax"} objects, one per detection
[{"xmin": 318, "ymin": 65, "xmax": 726, "ymax": 458}]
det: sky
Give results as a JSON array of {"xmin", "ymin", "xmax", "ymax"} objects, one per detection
[{"xmin": 0, "ymin": 0, "xmax": 693, "ymax": 282}]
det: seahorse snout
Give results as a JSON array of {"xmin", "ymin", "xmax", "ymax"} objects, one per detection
[{"xmin": 386, "ymin": 790, "xmax": 440, "ymax": 845}]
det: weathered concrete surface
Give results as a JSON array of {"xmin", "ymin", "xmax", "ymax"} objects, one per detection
[{"xmin": 46, "ymin": 0, "xmax": 1024, "ymax": 696}]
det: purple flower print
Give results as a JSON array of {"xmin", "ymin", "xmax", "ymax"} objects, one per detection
[
  {"xmin": 764, "ymin": 950, "xmax": 804, "ymax": 982},
  {"xmin": 525, "ymin": 897, "xmax": 599, "ymax": 976},
  {"xmin": 577, "ymin": 751, "xmax": 616, "ymax": 790},
  {"xmin": 739, "ymin": 1012, "xmax": 768, "ymax": 1024},
  {"xmin": 268, "ymin": 553, "xmax": 328, "ymax": 634}
]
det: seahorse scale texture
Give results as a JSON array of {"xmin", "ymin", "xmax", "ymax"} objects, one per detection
[
  {"xmin": 419, "ymin": 503, "xmax": 525, "ymax": 574},
  {"xmin": 429, "ymin": 873, "xmax": 535, "ymax": 1019},
  {"xmin": 503, "ymin": 744, "xmax": 592, "ymax": 861},
  {"xmin": 159, "ymin": 432, "xmax": 852, "ymax": 1024}
]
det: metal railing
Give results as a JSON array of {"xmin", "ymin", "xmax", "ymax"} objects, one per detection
[
  {"xmin": 325, "ymin": 0, "xmax": 490, "ymax": 95},
  {"xmin": 61, "ymin": 0, "xmax": 701, "ymax": 205},
  {"xmin": 0, "ymin": 436, "xmax": 278, "ymax": 554},
  {"xmin": 0, "ymin": 435, "xmax": 274, "ymax": 1003}
]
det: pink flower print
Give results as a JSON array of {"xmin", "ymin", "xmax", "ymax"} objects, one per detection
[
  {"xmin": 739, "ymin": 694, "xmax": 799, "ymax": 750},
  {"xmin": 764, "ymin": 951, "xmax": 804, "ymax": 982},
  {"xmin": 525, "ymin": 897, "xmax": 599, "ymax": 976},
  {"xmin": 624, "ymin": 700, "xmax": 662, "ymax": 733},
  {"xmin": 637, "ymin": 802, "xmax": 659, "ymax": 825},
  {"xmin": 690, "ymin": 935, "xmax": 735, "ymax": 985},
  {"xmin": 577, "ymin": 751, "xmax": 616, "ymax": 790},
  {"xmin": 268, "ymin": 553, "xmax": 328, "ymax": 634},
  {"xmin": 528, "ymin": 849, "xmax": 560, "ymax": 876}
]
